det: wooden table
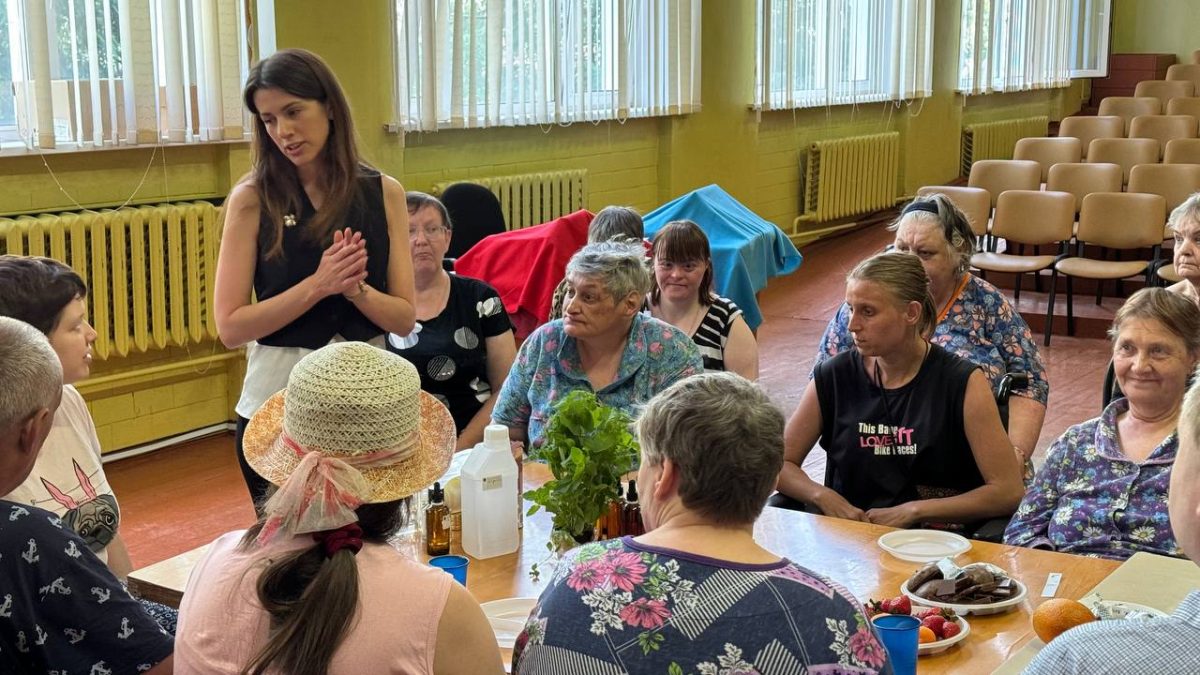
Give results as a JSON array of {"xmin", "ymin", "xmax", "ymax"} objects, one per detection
[{"xmin": 128, "ymin": 464, "xmax": 1120, "ymax": 673}]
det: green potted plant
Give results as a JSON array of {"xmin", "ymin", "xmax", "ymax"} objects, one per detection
[{"xmin": 524, "ymin": 390, "xmax": 640, "ymax": 554}]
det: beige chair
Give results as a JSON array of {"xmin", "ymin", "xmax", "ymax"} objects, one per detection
[
  {"xmin": 1134, "ymin": 80, "xmax": 1195, "ymax": 112},
  {"xmin": 1087, "ymin": 138, "xmax": 1160, "ymax": 185},
  {"xmin": 1128, "ymin": 163, "xmax": 1200, "ymax": 214},
  {"xmin": 1046, "ymin": 162, "xmax": 1123, "ymax": 214},
  {"xmin": 1166, "ymin": 96, "xmax": 1200, "ymax": 120},
  {"xmin": 915, "ymin": 185, "xmax": 991, "ymax": 239},
  {"xmin": 1098, "ymin": 96, "xmax": 1162, "ymax": 134},
  {"xmin": 1167, "ymin": 64, "xmax": 1200, "ymax": 92},
  {"xmin": 1165, "ymin": 138, "xmax": 1200, "ymax": 164},
  {"xmin": 1194, "ymin": 49, "xmax": 1200, "ymax": 65},
  {"xmin": 1058, "ymin": 116, "xmax": 1125, "ymax": 160},
  {"xmin": 1158, "ymin": 262, "xmax": 1183, "ymax": 285},
  {"xmin": 1129, "ymin": 114, "xmax": 1199, "ymax": 159},
  {"xmin": 967, "ymin": 160, "xmax": 1042, "ymax": 209},
  {"xmin": 1045, "ymin": 192, "xmax": 1166, "ymax": 344},
  {"xmin": 970, "ymin": 190, "xmax": 1075, "ymax": 304},
  {"xmin": 1013, "ymin": 137, "xmax": 1081, "ymax": 183}
]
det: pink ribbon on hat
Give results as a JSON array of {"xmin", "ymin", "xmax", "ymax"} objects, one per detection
[{"xmin": 256, "ymin": 430, "xmax": 414, "ymax": 546}]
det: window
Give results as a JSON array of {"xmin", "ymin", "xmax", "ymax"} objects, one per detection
[
  {"xmin": 1069, "ymin": 0, "xmax": 1110, "ymax": 78},
  {"xmin": 392, "ymin": 0, "xmax": 701, "ymax": 132},
  {"xmin": 753, "ymin": 0, "xmax": 934, "ymax": 110},
  {"xmin": 1, "ymin": 0, "xmax": 251, "ymax": 152},
  {"xmin": 958, "ymin": 0, "xmax": 1076, "ymax": 94}
]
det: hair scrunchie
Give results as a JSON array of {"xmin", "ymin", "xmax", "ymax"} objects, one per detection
[{"xmin": 312, "ymin": 522, "xmax": 364, "ymax": 558}]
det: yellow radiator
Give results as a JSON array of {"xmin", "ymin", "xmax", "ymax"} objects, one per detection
[
  {"xmin": 961, "ymin": 116, "xmax": 1049, "ymax": 176},
  {"xmin": 432, "ymin": 169, "xmax": 588, "ymax": 230},
  {"xmin": 0, "ymin": 202, "xmax": 221, "ymax": 360},
  {"xmin": 801, "ymin": 132, "xmax": 900, "ymax": 223}
]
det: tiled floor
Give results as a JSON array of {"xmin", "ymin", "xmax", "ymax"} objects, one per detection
[{"xmin": 106, "ymin": 220, "xmax": 1115, "ymax": 569}]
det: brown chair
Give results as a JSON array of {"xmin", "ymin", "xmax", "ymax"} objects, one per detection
[
  {"xmin": 1058, "ymin": 116, "xmax": 1125, "ymax": 160},
  {"xmin": 1129, "ymin": 115, "xmax": 1199, "ymax": 159},
  {"xmin": 1158, "ymin": 262, "xmax": 1183, "ymax": 285},
  {"xmin": 1046, "ymin": 162, "xmax": 1123, "ymax": 214},
  {"xmin": 1166, "ymin": 96, "xmax": 1200, "ymax": 120},
  {"xmin": 1044, "ymin": 192, "xmax": 1166, "ymax": 345},
  {"xmin": 916, "ymin": 185, "xmax": 991, "ymax": 239},
  {"xmin": 970, "ymin": 190, "xmax": 1075, "ymax": 303},
  {"xmin": 1167, "ymin": 64, "xmax": 1200, "ymax": 92},
  {"xmin": 1098, "ymin": 96, "xmax": 1162, "ymax": 135},
  {"xmin": 1087, "ymin": 138, "xmax": 1160, "ymax": 185},
  {"xmin": 1013, "ymin": 137, "xmax": 1081, "ymax": 183},
  {"xmin": 1165, "ymin": 138, "xmax": 1200, "ymax": 164},
  {"xmin": 1194, "ymin": 49, "xmax": 1200, "ymax": 65},
  {"xmin": 967, "ymin": 160, "xmax": 1042, "ymax": 209},
  {"xmin": 1134, "ymin": 80, "xmax": 1196, "ymax": 112},
  {"xmin": 1128, "ymin": 163, "xmax": 1200, "ymax": 214}
]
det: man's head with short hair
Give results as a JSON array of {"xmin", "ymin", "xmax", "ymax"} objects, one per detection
[
  {"xmin": 0, "ymin": 317, "xmax": 63, "ymax": 495},
  {"xmin": 587, "ymin": 206, "xmax": 643, "ymax": 245},
  {"xmin": 1170, "ymin": 365, "xmax": 1200, "ymax": 563}
]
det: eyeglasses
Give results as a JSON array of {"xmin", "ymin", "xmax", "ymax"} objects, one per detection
[{"xmin": 409, "ymin": 225, "xmax": 448, "ymax": 240}]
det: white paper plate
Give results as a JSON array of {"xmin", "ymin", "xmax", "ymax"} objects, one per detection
[
  {"xmin": 481, "ymin": 597, "xmax": 537, "ymax": 649},
  {"xmin": 1092, "ymin": 600, "xmax": 1169, "ymax": 621},
  {"xmin": 877, "ymin": 529, "xmax": 972, "ymax": 562},
  {"xmin": 918, "ymin": 615, "xmax": 971, "ymax": 655},
  {"xmin": 902, "ymin": 576, "xmax": 1028, "ymax": 616}
]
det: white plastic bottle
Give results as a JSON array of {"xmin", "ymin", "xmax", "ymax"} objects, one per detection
[{"xmin": 460, "ymin": 424, "xmax": 520, "ymax": 559}]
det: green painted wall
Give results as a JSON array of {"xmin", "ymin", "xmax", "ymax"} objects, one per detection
[{"xmin": 1111, "ymin": 0, "xmax": 1200, "ymax": 65}]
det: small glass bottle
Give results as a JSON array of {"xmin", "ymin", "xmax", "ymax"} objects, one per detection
[
  {"xmin": 607, "ymin": 483, "xmax": 625, "ymax": 539},
  {"xmin": 425, "ymin": 482, "xmax": 451, "ymax": 556},
  {"xmin": 623, "ymin": 480, "xmax": 644, "ymax": 537}
]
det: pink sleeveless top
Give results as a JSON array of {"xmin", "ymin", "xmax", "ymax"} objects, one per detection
[{"xmin": 175, "ymin": 530, "xmax": 452, "ymax": 674}]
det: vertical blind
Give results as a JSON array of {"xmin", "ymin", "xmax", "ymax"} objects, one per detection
[
  {"xmin": 393, "ymin": 0, "xmax": 701, "ymax": 132},
  {"xmin": 754, "ymin": 0, "xmax": 934, "ymax": 110},
  {"xmin": 957, "ymin": 0, "xmax": 1072, "ymax": 95},
  {"xmin": 1, "ymin": 0, "xmax": 249, "ymax": 151}
]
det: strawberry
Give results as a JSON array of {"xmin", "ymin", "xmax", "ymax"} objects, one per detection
[
  {"xmin": 890, "ymin": 596, "xmax": 912, "ymax": 615},
  {"xmin": 921, "ymin": 615, "xmax": 947, "ymax": 637},
  {"xmin": 864, "ymin": 599, "xmax": 886, "ymax": 618},
  {"xmin": 914, "ymin": 607, "xmax": 939, "ymax": 620},
  {"xmin": 940, "ymin": 620, "xmax": 962, "ymax": 639}
]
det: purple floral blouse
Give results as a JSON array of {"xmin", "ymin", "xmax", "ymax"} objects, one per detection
[
  {"xmin": 1003, "ymin": 399, "xmax": 1181, "ymax": 560},
  {"xmin": 513, "ymin": 537, "xmax": 893, "ymax": 674},
  {"xmin": 492, "ymin": 313, "xmax": 702, "ymax": 449},
  {"xmin": 815, "ymin": 274, "xmax": 1050, "ymax": 405}
]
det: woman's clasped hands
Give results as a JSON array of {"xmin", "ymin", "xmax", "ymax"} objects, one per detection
[{"xmin": 310, "ymin": 227, "xmax": 369, "ymax": 299}]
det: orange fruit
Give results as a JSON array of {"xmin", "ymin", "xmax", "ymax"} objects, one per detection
[
  {"xmin": 918, "ymin": 626, "xmax": 937, "ymax": 644},
  {"xmin": 1032, "ymin": 599, "xmax": 1096, "ymax": 643}
]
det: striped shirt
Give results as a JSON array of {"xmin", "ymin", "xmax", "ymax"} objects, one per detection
[
  {"xmin": 690, "ymin": 295, "xmax": 742, "ymax": 372},
  {"xmin": 1022, "ymin": 591, "xmax": 1200, "ymax": 674}
]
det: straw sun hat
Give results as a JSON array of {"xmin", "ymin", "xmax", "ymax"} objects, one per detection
[{"xmin": 243, "ymin": 342, "xmax": 456, "ymax": 504}]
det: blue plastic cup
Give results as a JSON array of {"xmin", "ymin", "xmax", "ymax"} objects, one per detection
[
  {"xmin": 872, "ymin": 614, "xmax": 919, "ymax": 675},
  {"xmin": 428, "ymin": 555, "xmax": 470, "ymax": 585}
]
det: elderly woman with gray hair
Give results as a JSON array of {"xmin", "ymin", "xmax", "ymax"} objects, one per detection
[
  {"xmin": 815, "ymin": 194, "xmax": 1050, "ymax": 467},
  {"xmin": 512, "ymin": 373, "xmax": 892, "ymax": 674},
  {"xmin": 492, "ymin": 240, "xmax": 701, "ymax": 448},
  {"xmin": 1166, "ymin": 193, "xmax": 1200, "ymax": 307}
]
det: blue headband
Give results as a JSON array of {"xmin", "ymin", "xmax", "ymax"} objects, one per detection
[{"xmin": 901, "ymin": 200, "xmax": 939, "ymax": 217}]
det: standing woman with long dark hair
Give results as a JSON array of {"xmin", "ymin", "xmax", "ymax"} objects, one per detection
[{"xmin": 215, "ymin": 49, "xmax": 416, "ymax": 507}]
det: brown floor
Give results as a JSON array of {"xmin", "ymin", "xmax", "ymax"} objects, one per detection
[{"xmin": 106, "ymin": 220, "xmax": 1115, "ymax": 569}]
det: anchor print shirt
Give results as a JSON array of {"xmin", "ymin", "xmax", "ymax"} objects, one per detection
[
  {"xmin": 3, "ymin": 385, "xmax": 120, "ymax": 562},
  {"xmin": 0, "ymin": 500, "xmax": 173, "ymax": 673}
]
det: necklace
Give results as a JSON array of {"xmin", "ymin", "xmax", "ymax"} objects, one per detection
[{"xmin": 872, "ymin": 341, "xmax": 931, "ymax": 434}]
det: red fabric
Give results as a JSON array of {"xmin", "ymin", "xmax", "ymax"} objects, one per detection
[
  {"xmin": 454, "ymin": 209, "xmax": 594, "ymax": 338},
  {"xmin": 312, "ymin": 522, "xmax": 364, "ymax": 557}
]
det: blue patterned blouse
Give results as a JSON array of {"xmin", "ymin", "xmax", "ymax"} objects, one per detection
[
  {"xmin": 1003, "ymin": 398, "xmax": 1181, "ymax": 560},
  {"xmin": 815, "ymin": 274, "xmax": 1050, "ymax": 405},
  {"xmin": 492, "ymin": 313, "xmax": 702, "ymax": 449}
]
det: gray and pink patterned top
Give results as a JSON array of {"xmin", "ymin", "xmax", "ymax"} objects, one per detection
[
  {"xmin": 1004, "ymin": 398, "xmax": 1181, "ymax": 560},
  {"xmin": 513, "ymin": 537, "xmax": 893, "ymax": 675}
]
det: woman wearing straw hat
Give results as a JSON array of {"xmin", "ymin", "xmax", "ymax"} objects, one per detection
[{"xmin": 174, "ymin": 343, "xmax": 503, "ymax": 674}]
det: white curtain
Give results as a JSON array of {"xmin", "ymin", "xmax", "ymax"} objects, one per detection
[
  {"xmin": 754, "ymin": 0, "xmax": 934, "ymax": 111},
  {"xmin": 958, "ymin": 0, "xmax": 1072, "ymax": 95},
  {"xmin": 393, "ymin": 0, "xmax": 701, "ymax": 132},
  {"xmin": 3, "ymin": 0, "xmax": 249, "ymax": 151}
]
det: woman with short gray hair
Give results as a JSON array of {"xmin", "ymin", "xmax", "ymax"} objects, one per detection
[
  {"xmin": 512, "ymin": 373, "xmax": 892, "ymax": 674},
  {"xmin": 492, "ymin": 240, "xmax": 702, "ymax": 448},
  {"xmin": 1166, "ymin": 193, "xmax": 1200, "ymax": 307}
]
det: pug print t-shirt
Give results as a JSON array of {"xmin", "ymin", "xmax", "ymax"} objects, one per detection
[
  {"xmin": 3, "ymin": 385, "xmax": 119, "ymax": 562},
  {"xmin": 388, "ymin": 275, "xmax": 512, "ymax": 434}
]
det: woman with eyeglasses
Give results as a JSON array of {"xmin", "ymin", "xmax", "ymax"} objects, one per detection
[
  {"xmin": 647, "ymin": 220, "xmax": 758, "ymax": 379},
  {"xmin": 387, "ymin": 192, "xmax": 516, "ymax": 450}
]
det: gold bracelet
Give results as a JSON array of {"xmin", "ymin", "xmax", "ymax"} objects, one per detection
[{"xmin": 345, "ymin": 280, "xmax": 368, "ymax": 301}]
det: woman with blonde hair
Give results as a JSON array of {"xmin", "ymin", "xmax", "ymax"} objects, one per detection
[
  {"xmin": 777, "ymin": 252, "xmax": 1023, "ymax": 528},
  {"xmin": 175, "ymin": 343, "xmax": 503, "ymax": 674}
]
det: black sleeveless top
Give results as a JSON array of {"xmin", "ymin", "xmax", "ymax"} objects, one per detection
[
  {"xmin": 254, "ymin": 170, "xmax": 390, "ymax": 349},
  {"xmin": 813, "ymin": 343, "xmax": 982, "ymax": 512}
]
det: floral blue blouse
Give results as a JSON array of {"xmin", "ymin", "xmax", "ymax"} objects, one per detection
[
  {"xmin": 1003, "ymin": 398, "xmax": 1181, "ymax": 560},
  {"xmin": 815, "ymin": 274, "xmax": 1050, "ymax": 405},
  {"xmin": 492, "ymin": 313, "xmax": 702, "ymax": 448}
]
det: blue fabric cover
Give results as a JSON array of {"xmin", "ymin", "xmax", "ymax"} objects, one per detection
[{"xmin": 644, "ymin": 184, "xmax": 802, "ymax": 329}]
